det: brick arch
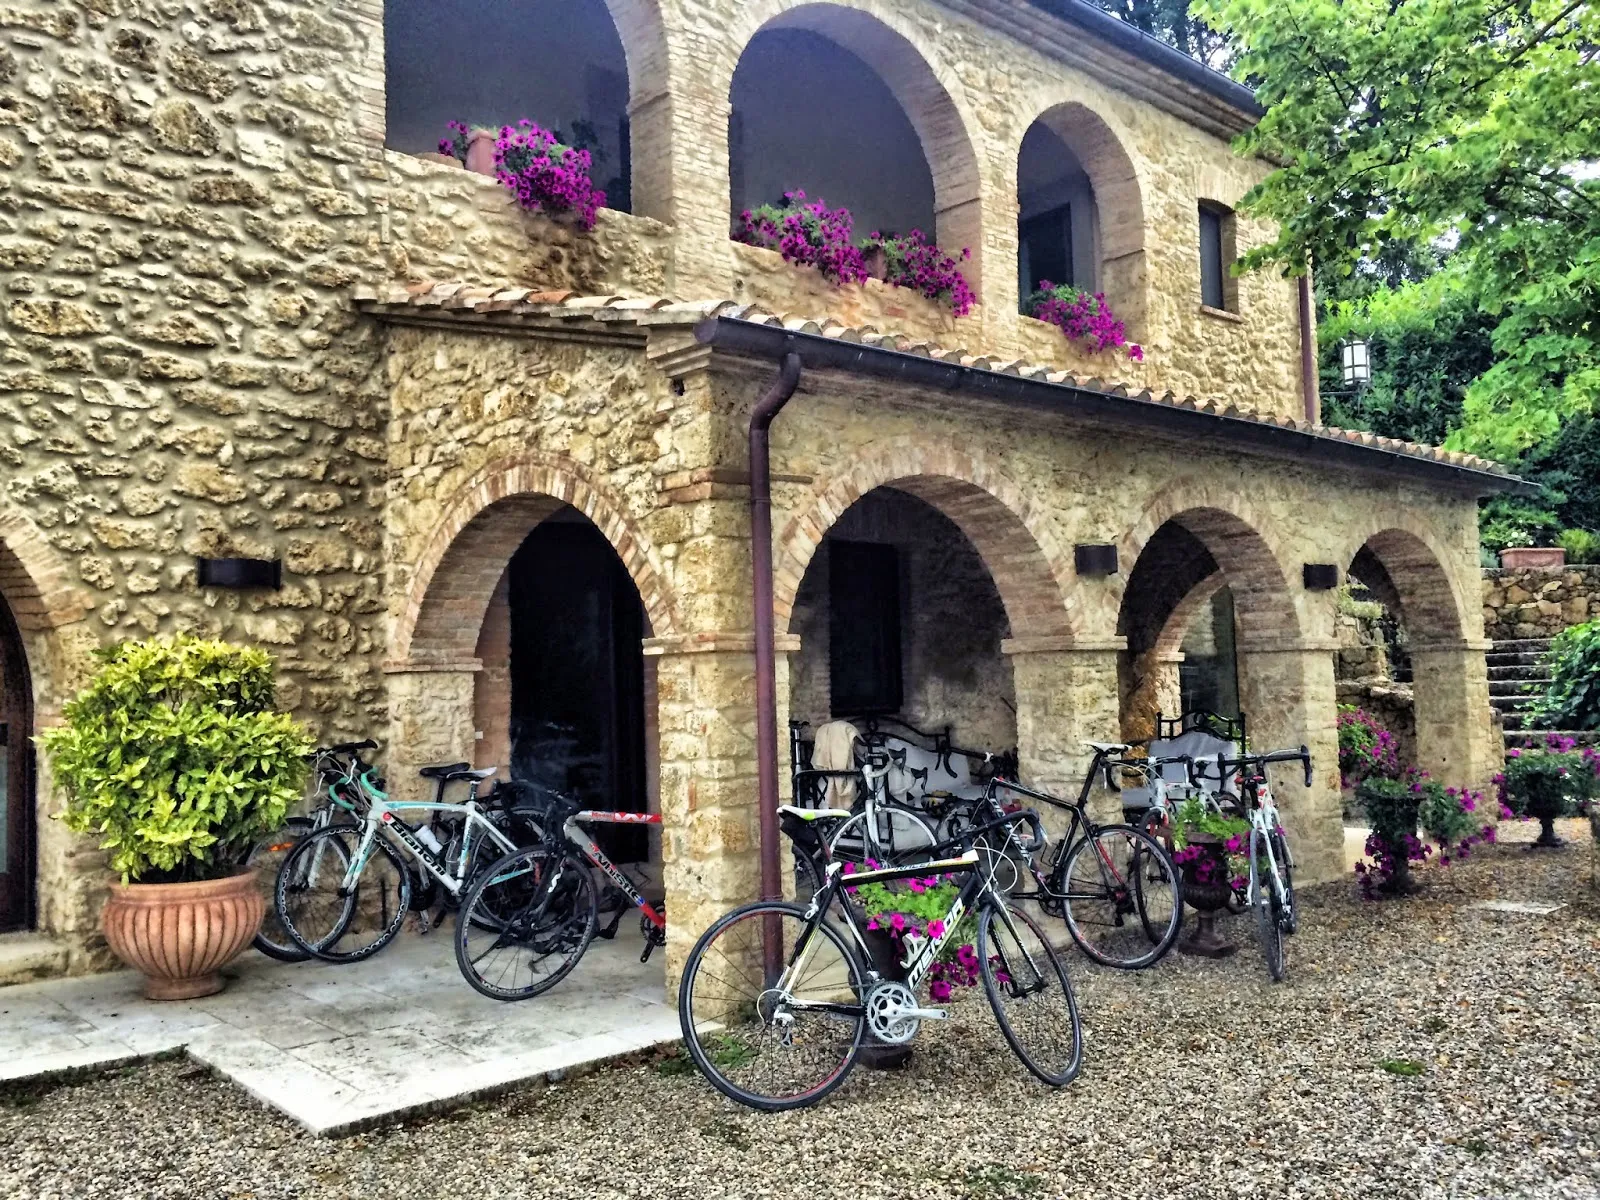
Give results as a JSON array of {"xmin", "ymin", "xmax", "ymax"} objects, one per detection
[
  {"xmin": 774, "ymin": 440, "xmax": 1077, "ymax": 640},
  {"xmin": 1153, "ymin": 570, "xmax": 1227, "ymax": 658},
  {"xmin": 1117, "ymin": 483, "xmax": 1301, "ymax": 647},
  {"xmin": 394, "ymin": 456, "xmax": 679, "ymax": 666},
  {"xmin": 729, "ymin": 0, "xmax": 987, "ymax": 293},
  {"xmin": 1345, "ymin": 526, "xmax": 1466, "ymax": 644},
  {"xmin": 0, "ymin": 504, "xmax": 92, "ymax": 637},
  {"xmin": 1020, "ymin": 100, "xmax": 1149, "ymax": 338}
]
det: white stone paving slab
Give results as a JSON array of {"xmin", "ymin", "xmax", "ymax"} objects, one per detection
[
  {"xmin": 0, "ymin": 928, "xmax": 675, "ymax": 1134},
  {"xmin": 1465, "ymin": 899, "xmax": 1567, "ymax": 916}
]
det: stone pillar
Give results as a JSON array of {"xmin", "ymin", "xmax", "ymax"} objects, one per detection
[
  {"xmin": 1409, "ymin": 640, "xmax": 1498, "ymax": 790},
  {"xmin": 1119, "ymin": 647, "xmax": 1184, "ymax": 744},
  {"xmin": 1235, "ymin": 640, "xmax": 1342, "ymax": 884},
  {"xmin": 382, "ymin": 662, "xmax": 480, "ymax": 802},
  {"xmin": 1004, "ymin": 637, "xmax": 1125, "ymax": 831},
  {"xmin": 645, "ymin": 633, "xmax": 762, "ymax": 990}
]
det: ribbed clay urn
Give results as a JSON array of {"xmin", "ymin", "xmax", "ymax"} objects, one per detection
[
  {"xmin": 1177, "ymin": 833, "xmax": 1237, "ymax": 959},
  {"xmin": 101, "ymin": 870, "xmax": 265, "ymax": 1000}
]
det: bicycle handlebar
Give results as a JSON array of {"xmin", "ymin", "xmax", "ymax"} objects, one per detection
[
  {"xmin": 1215, "ymin": 746, "xmax": 1313, "ymax": 788},
  {"xmin": 315, "ymin": 739, "xmax": 377, "ymax": 756}
]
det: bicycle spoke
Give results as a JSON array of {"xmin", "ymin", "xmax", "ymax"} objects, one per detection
[{"xmin": 979, "ymin": 902, "xmax": 1082, "ymax": 1086}]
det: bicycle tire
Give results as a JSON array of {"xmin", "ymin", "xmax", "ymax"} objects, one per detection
[
  {"xmin": 456, "ymin": 846, "xmax": 598, "ymax": 1001},
  {"xmin": 978, "ymin": 901, "xmax": 1083, "ymax": 1086},
  {"xmin": 1058, "ymin": 823, "xmax": 1182, "ymax": 970},
  {"xmin": 1134, "ymin": 808, "xmax": 1184, "ymax": 946},
  {"xmin": 678, "ymin": 900, "xmax": 866, "ymax": 1112},
  {"xmin": 1251, "ymin": 829, "xmax": 1286, "ymax": 982},
  {"xmin": 1275, "ymin": 830, "xmax": 1298, "ymax": 935},
  {"xmin": 276, "ymin": 824, "xmax": 411, "ymax": 964},
  {"xmin": 828, "ymin": 807, "xmax": 938, "ymax": 870},
  {"xmin": 249, "ymin": 816, "xmax": 315, "ymax": 961}
]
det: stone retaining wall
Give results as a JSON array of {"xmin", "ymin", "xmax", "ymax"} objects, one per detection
[{"xmin": 1483, "ymin": 566, "xmax": 1600, "ymax": 641}]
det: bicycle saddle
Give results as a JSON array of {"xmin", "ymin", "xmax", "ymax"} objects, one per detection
[
  {"xmin": 777, "ymin": 804, "xmax": 852, "ymax": 821},
  {"xmin": 1084, "ymin": 741, "xmax": 1131, "ymax": 754},
  {"xmin": 417, "ymin": 762, "xmax": 496, "ymax": 781}
]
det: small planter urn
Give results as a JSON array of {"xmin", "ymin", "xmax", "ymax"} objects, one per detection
[
  {"xmin": 1499, "ymin": 546, "xmax": 1566, "ymax": 569},
  {"xmin": 857, "ymin": 926, "xmax": 915, "ymax": 1070},
  {"xmin": 102, "ymin": 871, "xmax": 266, "ymax": 1000},
  {"xmin": 1525, "ymin": 787, "xmax": 1568, "ymax": 849},
  {"xmin": 1177, "ymin": 833, "xmax": 1237, "ymax": 958},
  {"xmin": 464, "ymin": 128, "xmax": 497, "ymax": 177}
]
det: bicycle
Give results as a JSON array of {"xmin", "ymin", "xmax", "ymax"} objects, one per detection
[
  {"xmin": 273, "ymin": 761, "xmax": 539, "ymax": 963},
  {"xmin": 246, "ymin": 739, "xmax": 379, "ymax": 962},
  {"xmin": 455, "ymin": 802, "xmax": 666, "ymax": 1001},
  {"xmin": 677, "ymin": 804, "xmax": 1082, "ymax": 1111},
  {"xmin": 1214, "ymin": 747, "xmax": 1310, "ymax": 982}
]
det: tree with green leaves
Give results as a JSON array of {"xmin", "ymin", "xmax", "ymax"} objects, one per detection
[{"xmin": 1192, "ymin": 0, "xmax": 1600, "ymax": 463}]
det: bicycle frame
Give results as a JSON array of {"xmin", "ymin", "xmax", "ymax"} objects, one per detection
[
  {"xmin": 339, "ymin": 793, "xmax": 518, "ymax": 898},
  {"xmin": 561, "ymin": 810, "xmax": 666, "ymax": 930}
]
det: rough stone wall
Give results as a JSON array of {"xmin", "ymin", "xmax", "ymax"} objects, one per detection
[
  {"xmin": 788, "ymin": 485, "xmax": 1018, "ymax": 755},
  {"xmin": 1482, "ymin": 566, "xmax": 1600, "ymax": 642}
]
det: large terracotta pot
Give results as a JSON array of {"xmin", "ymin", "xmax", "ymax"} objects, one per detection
[
  {"xmin": 102, "ymin": 870, "xmax": 265, "ymax": 1000},
  {"xmin": 1499, "ymin": 546, "xmax": 1565, "ymax": 569}
]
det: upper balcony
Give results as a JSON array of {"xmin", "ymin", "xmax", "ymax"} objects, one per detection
[{"xmin": 377, "ymin": 0, "xmax": 1307, "ymax": 420}]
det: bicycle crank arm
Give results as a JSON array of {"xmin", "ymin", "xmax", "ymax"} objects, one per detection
[{"xmin": 890, "ymin": 1006, "xmax": 948, "ymax": 1022}]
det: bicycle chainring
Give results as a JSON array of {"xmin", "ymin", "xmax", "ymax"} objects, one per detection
[{"xmin": 864, "ymin": 982, "xmax": 921, "ymax": 1045}]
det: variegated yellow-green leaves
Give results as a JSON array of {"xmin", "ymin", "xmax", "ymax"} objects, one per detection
[{"xmin": 39, "ymin": 636, "xmax": 314, "ymax": 884}]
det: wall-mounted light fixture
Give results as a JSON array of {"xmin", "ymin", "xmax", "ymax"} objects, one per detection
[
  {"xmin": 1074, "ymin": 544, "xmax": 1119, "ymax": 576},
  {"xmin": 1340, "ymin": 338, "xmax": 1371, "ymax": 387},
  {"xmin": 1303, "ymin": 563, "xmax": 1340, "ymax": 590},
  {"xmin": 196, "ymin": 557, "xmax": 282, "ymax": 590}
]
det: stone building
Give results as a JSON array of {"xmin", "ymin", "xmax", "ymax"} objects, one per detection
[{"xmin": 0, "ymin": 0, "xmax": 1524, "ymax": 982}]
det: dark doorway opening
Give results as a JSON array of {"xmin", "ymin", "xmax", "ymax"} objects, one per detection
[
  {"xmin": 0, "ymin": 589, "xmax": 34, "ymax": 931},
  {"xmin": 507, "ymin": 518, "xmax": 649, "ymax": 863}
]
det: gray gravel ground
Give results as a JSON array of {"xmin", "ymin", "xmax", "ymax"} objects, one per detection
[{"xmin": 4, "ymin": 822, "xmax": 1598, "ymax": 1200}]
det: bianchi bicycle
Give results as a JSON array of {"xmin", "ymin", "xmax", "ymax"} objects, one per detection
[
  {"xmin": 455, "ymin": 801, "xmax": 666, "ymax": 1001},
  {"xmin": 677, "ymin": 804, "xmax": 1082, "ymax": 1111},
  {"xmin": 1215, "ymin": 747, "xmax": 1309, "ymax": 982},
  {"xmin": 273, "ymin": 761, "xmax": 542, "ymax": 963}
]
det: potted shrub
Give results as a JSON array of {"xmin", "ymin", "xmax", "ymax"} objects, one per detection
[
  {"xmin": 1169, "ymin": 796, "xmax": 1250, "ymax": 957},
  {"xmin": 1355, "ymin": 772, "xmax": 1493, "ymax": 895},
  {"xmin": 40, "ymin": 636, "xmax": 312, "ymax": 999},
  {"xmin": 1023, "ymin": 282, "xmax": 1144, "ymax": 361},
  {"xmin": 844, "ymin": 865, "xmax": 980, "ymax": 1067},
  {"xmin": 1499, "ymin": 746, "xmax": 1599, "ymax": 848}
]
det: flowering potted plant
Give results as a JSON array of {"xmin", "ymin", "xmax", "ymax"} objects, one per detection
[
  {"xmin": 844, "ymin": 865, "xmax": 980, "ymax": 1066},
  {"xmin": 41, "ymin": 637, "xmax": 312, "ymax": 999},
  {"xmin": 441, "ymin": 119, "xmax": 606, "ymax": 230},
  {"xmin": 1354, "ymin": 771, "xmax": 1493, "ymax": 896},
  {"xmin": 1168, "ymin": 796, "xmax": 1249, "ymax": 957},
  {"xmin": 862, "ymin": 229, "xmax": 975, "ymax": 317},
  {"xmin": 1024, "ymin": 283, "xmax": 1143, "ymax": 360},
  {"xmin": 1337, "ymin": 706, "xmax": 1402, "ymax": 791},
  {"xmin": 1498, "ymin": 742, "xmax": 1599, "ymax": 848}
]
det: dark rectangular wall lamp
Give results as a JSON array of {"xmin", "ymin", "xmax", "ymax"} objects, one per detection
[
  {"xmin": 1303, "ymin": 563, "xmax": 1340, "ymax": 590},
  {"xmin": 197, "ymin": 557, "xmax": 282, "ymax": 590},
  {"xmin": 1075, "ymin": 544, "xmax": 1119, "ymax": 576}
]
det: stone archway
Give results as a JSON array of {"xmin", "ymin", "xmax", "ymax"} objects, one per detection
[{"xmin": 728, "ymin": 1, "xmax": 987, "ymax": 294}]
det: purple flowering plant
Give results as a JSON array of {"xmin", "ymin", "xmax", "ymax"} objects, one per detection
[
  {"xmin": 1353, "ymin": 769, "xmax": 1494, "ymax": 898},
  {"xmin": 1337, "ymin": 705, "xmax": 1403, "ymax": 790},
  {"xmin": 844, "ymin": 864, "xmax": 980, "ymax": 1003},
  {"xmin": 735, "ymin": 192, "xmax": 975, "ymax": 315},
  {"xmin": 1169, "ymin": 796, "xmax": 1252, "ymax": 897},
  {"xmin": 1494, "ymin": 736, "xmax": 1600, "ymax": 820},
  {"xmin": 1024, "ymin": 283, "xmax": 1143, "ymax": 360},
  {"xmin": 441, "ymin": 120, "xmax": 606, "ymax": 231}
]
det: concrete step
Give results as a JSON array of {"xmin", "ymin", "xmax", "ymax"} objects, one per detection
[
  {"xmin": 1489, "ymin": 679, "xmax": 1546, "ymax": 697},
  {"xmin": 1485, "ymin": 662, "xmax": 1550, "ymax": 681},
  {"xmin": 1489, "ymin": 694, "xmax": 1536, "ymax": 711},
  {"xmin": 1490, "ymin": 638, "xmax": 1556, "ymax": 654},
  {"xmin": 0, "ymin": 933, "xmax": 69, "ymax": 987},
  {"xmin": 1486, "ymin": 651, "xmax": 1547, "ymax": 668},
  {"xmin": 1500, "ymin": 712, "xmax": 1528, "ymax": 730}
]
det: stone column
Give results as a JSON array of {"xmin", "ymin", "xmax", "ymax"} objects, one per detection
[
  {"xmin": 382, "ymin": 661, "xmax": 480, "ymax": 802},
  {"xmin": 645, "ymin": 633, "xmax": 762, "ymax": 990},
  {"xmin": 1119, "ymin": 647, "xmax": 1184, "ymax": 743},
  {"xmin": 1409, "ymin": 640, "xmax": 1498, "ymax": 790},
  {"xmin": 1235, "ymin": 639, "xmax": 1342, "ymax": 885},
  {"xmin": 1003, "ymin": 637, "xmax": 1125, "ymax": 832}
]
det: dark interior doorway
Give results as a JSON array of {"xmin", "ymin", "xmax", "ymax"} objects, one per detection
[
  {"xmin": 0, "ymin": 589, "xmax": 34, "ymax": 931},
  {"xmin": 507, "ymin": 517, "xmax": 649, "ymax": 863}
]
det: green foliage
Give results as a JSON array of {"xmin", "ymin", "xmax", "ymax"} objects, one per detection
[
  {"xmin": 1528, "ymin": 623, "xmax": 1600, "ymax": 731},
  {"xmin": 1087, "ymin": 0, "xmax": 1233, "ymax": 66},
  {"xmin": 1480, "ymin": 495, "xmax": 1559, "ymax": 554},
  {"xmin": 39, "ymin": 636, "xmax": 312, "ymax": 884},
  {"xmin": 1380, "ymin": 1058, "xmax": 1425, "ymax": 1077},
  {"xmin": 1500, "ymin": 750, "xmax": 1598, "ymax": 819},
  {"xmin": 1193, "ymin": 0, "xmax": 1600, "ymax": 462},
  {"xmin": 1558, "ymin": 529, "xmax": 1600, "ymax": 566},
  {"xmin": 1168, "ymin": 796, "xmax": 1249, "ymax": 848},
  {"xmin": 1355, "ymin": 776, "xmax": 1422, "ymax": 846}
]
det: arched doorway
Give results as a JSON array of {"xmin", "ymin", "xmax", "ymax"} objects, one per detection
[{"xmin": 0, "ymin": 586, "xmax": 32, "ymax": 931}]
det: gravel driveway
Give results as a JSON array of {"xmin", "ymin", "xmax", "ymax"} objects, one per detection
[{"xmin": 4, "ymin": 824, "xmax": 1598, "ymax": 1200}]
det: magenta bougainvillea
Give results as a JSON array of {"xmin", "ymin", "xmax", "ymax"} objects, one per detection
[
  {"xmin": 1025, "ymin": 283, "xmax": 1143, "ymax": 360},
  {"xmin": 735, "ymin": 191, "xmax": 975, "ymax": 316},
  {"xmin": 441, "ymin": 120, "xmax": 605, "ymax": 231}
]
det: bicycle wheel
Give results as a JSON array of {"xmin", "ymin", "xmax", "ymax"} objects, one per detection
[
  {"xmin": 249, "ymin": 816, "xmax": 314, "ymax": 961},
  {"xmin": 1251, "ymin": 830, "xmax": 1287, "ymax": 982},
  {"xmin": 1135, "ymin": 809, "xmax": 1183, "ymax": 945},
  {"xmin": 1059, "ymin": 824, "xmax": 1182, "ymax": 970},
  {"xmin": 1274, "ymin": 830, "xmax": 1298, "ymax": 935},
  {"xmin": 828, "ymin": 807, "xmax": 938, "ymax": 870},
  {"xmin": 276, "ymin": 825, "xmax": 411, "ymax": 964},
  {"xmin": 679, "ymin": 901, "xmax": 866, "ymax": 1112},
  {"xmin": 977, "ymin": 901, "xmax": 1082, "ymax": 1086},
  {"xmin": 456, "ymin": 846, "xmax": 598, "ymax": 1001}
]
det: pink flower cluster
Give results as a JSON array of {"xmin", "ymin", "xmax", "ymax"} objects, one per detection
[
  {"xmin": 1026, "ymin": 283, "xmax": 1143, "ymax": 360},
  {"xmin": 735, "ymin": 192, "xmax": 975, "ymax": 316},
  {"xmin": 443, "ymin": 120, "xmax": 606, "ymax": 231},
  {"xmin": 925, "ymin": 945, "xmax": 982, "ymax": 1003},
  {"xmin": 869, "ymin": 229, "xmax": 975, "ymax": 317}
]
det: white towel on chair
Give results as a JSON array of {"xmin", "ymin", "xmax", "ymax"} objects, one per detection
[{"xmin": 812, "ymin": 719, "xmax": 861, "ymax": 808}]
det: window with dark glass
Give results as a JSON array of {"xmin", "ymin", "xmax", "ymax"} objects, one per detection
[
  {"xmin": 828, "ymin": 541, "xmax": 903, "ymax": 716},
  {"xmin": 1198, "ymin": 202, "xmax": 1237, "ymax": 311},
  {"xmin": 1019, "ymin": 204, "xmax": 1073, "ymax": 298}
]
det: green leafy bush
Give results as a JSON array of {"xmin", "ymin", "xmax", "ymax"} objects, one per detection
[
  {"xmin": 40, "ymin": 636, "xmax": 312, "ymax": 884},
  {"xmin": 1498, "ymin": 748, "xmax": 1598, "ymax": 820},
  {"xmin": 1558, "ymin": 528, "xmax": 1600, "ymax": 565},
  {"xmin": 1527, "ymin": 622, "xmax": 1600, "ymax": 732}
]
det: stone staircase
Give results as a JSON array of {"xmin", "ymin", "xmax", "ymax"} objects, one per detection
[{"xmin": 1489, "ymin": 636, "xmax": 1600, "ymax": 749}]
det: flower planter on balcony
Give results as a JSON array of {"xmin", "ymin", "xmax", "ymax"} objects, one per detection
[{"xmin": 1499, "ymin": 547, "xmax": 1566, "ymax": 569}]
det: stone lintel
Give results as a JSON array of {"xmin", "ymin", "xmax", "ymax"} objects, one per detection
[
  {"xmin": 1234, "ymin": 638, "xmax": 1341, "ymax": 655},
  {"xmin": 382, "ymin": 658, "xmax": 483, "ymax": 674},
  {"xmin": 1001, "ymin": 635, "xmax": 1126, "ymax": 655},
  {"xmin": 643, "ymin": 632, "xmax": 794, "ymax": 656}
]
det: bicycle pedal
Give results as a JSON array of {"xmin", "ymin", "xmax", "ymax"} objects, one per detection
[
  {"xmin": 416, "ymin": 911, "xmax": 433, "ymax": 935},
  {"xmin": 595, "ymin": 907, "xmax": 626, "ymax": 941}
]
